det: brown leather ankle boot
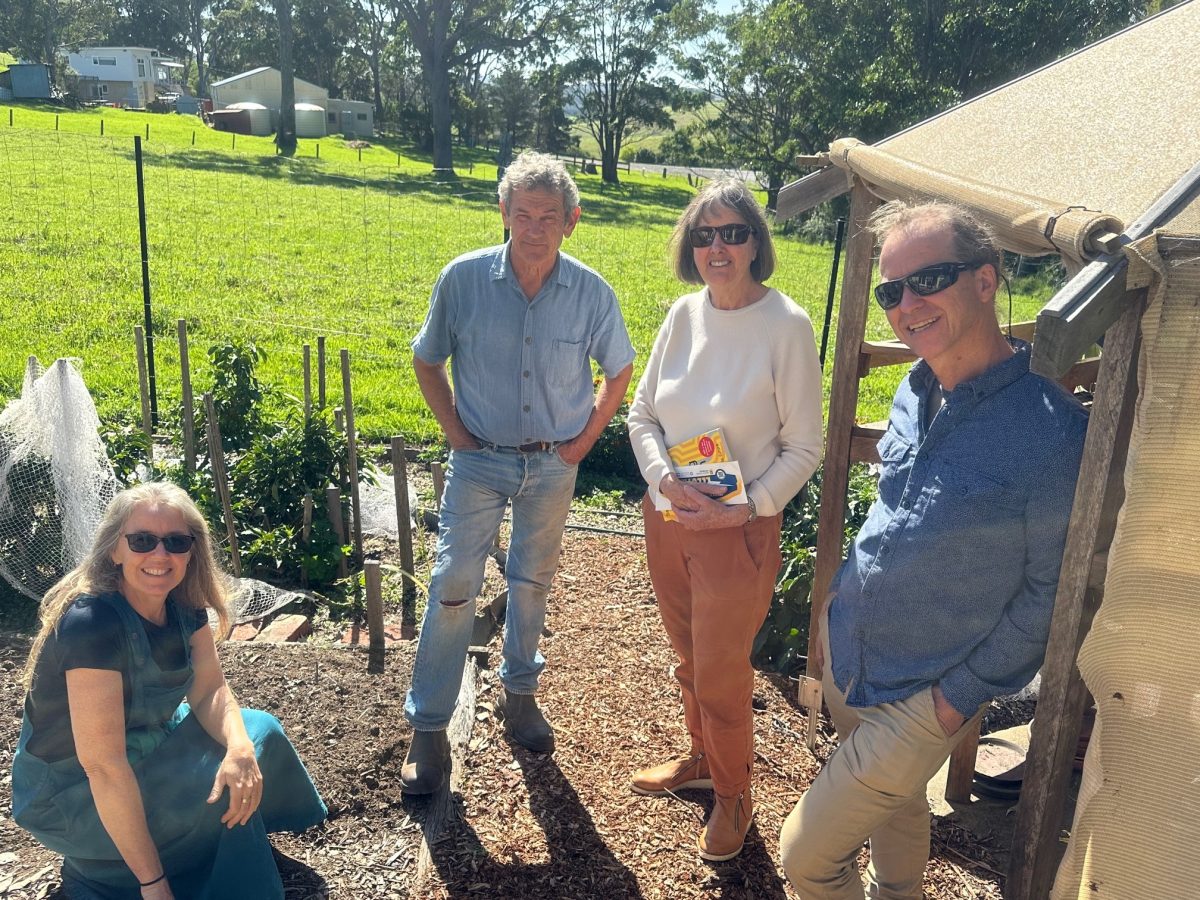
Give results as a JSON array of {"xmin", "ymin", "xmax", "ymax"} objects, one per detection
[
  {"xmin": 400, "ymin": 729, "xmax": 449, "ymax": 795},
  {"xmin": 697, "ymin": 786, "xmax": 753, "ymax": 861},
  {"xmin": 631, "ymin": 753, "xmax": 713, "ymax": 795},
  {"xmin": 499, "ymin": 689, "xmax": 555, "ymax": 753}
]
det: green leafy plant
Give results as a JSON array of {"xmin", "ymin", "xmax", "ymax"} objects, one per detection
[
  {"xmin": 751, "ymin": 464, "xmax": 878, "ymax": 675},
  {"xmin": 205, "ymin": 339, "xmax": 266, "ymax": 452}
]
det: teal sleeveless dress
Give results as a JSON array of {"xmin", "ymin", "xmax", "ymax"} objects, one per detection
[{"xmin": 12, "ymin": 593, "xmax": 327, "ymax": 900}]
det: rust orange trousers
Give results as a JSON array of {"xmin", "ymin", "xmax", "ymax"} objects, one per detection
[{"xmin": 642, "ymin": 494, "xmax": 782, "ymax": 797}]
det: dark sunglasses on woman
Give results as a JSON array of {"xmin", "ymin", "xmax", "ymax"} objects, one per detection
[
  {"xmin": 874, "ymin": 261, "xmax": 981, "ymax": 310},
  {"xmin": 688, "ymin": 224, "xmax": 757, "ymax": 248},
  {"xmin": 124, "ymin": 532, "xmax": 196, "ymax": 554}
]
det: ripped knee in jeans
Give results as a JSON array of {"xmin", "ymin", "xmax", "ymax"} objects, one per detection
[{"xmin": 439, "ymin": 598, "xmax": 470, "ymax": 608}]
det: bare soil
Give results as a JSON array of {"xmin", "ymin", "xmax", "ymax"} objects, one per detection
[{"xmin": 1, "ymin": 531, "xmax": 1011, "ymax": 899}]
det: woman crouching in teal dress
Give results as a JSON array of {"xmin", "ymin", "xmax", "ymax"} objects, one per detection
[{"xmin": 12, "ymin": 481, "xmax": 327, "ymax": 900}]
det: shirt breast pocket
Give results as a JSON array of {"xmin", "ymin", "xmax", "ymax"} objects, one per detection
[
  {"xmin": 937, "ymin": 460, "xmax": 1024, "ymax": 513},
  {"xmin": 548, "ymin": 339, "xmax": 586, "ymax": 387},
  {"xmin": 875, "ymin": 431, "xmax": 912, "ymax": 505}
]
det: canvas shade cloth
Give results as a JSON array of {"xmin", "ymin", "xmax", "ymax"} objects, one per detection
[
  {"xmin": 1051, "ymin": 229, "xmax": 1200, "ymax": 899},
  {"xmin": 819, "ymin": 0, "xmax": 1200, "ymax": 269}
]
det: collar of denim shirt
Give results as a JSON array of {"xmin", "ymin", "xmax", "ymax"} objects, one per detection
[
  {"xmin": 909, "ymin": 338, "xmax": 1032, "ymax": 409},
  {"xmin": 489, "ymin": 241, "xmax": 574, "ymax": 295}
]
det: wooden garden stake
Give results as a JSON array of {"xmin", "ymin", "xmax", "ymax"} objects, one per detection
[
  {"xmin": 431, "ymin": 462, "xmax": 445, "ymax": 509},
  {"xmin": 391, "ymin": 436, "xmax": 417, "ymax": 639},
  {"xmin": 300, "ymin": 492, "xmax": 313, "ymax": 588},
  {"xmin": 365, "ymin": 559, "xmax": 385, "ymax": 666},
  {"xmin": 177, "ymin": 320, "xmax": 195, "ymax": 475},
  {"xmin": 134, "ymin": 326, "xmax": 153, "ymax": 466},
  {"xmin": 325, "ymin": 485, "xmax": 348, "ymax": 578},
  {"xmin": 203, "ymin": 392, "xmax": 241, "ymax": 577},
  {"xmin": 317, "ymin": 336, "xmax": 326, "ymax": 408},
  {"xmin": 302, "ymin": 343, "xmax": 312, "ymax": 424},
  {"xmin": 341, "ymin": 350, "xmax": 363, "ymax": 560}
]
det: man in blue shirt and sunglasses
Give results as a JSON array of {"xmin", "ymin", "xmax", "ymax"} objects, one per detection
[{"xmin": 781, "ymin": 200, "xmax": 1088, "ymax": 898}]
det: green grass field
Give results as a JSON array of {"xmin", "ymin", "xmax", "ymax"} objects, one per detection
[{"xmin": 0, "ymin": 102, "xmax": 1056, "ymax": 444}]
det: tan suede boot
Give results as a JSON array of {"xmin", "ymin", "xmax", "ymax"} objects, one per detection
[
  {"xmin": 400, "ymin": 729, "xmax": 449, "ymax": 795},
  {"xmin": 697, "ymin": 787, "xmax": 753, "ymax": 862},
  {"xmin": 631, "ymin": 753, "xmax": 713, "ymax": 795}
]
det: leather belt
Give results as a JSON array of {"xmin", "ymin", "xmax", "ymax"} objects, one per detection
[{"xmin": 516, "ymin": 441, "xmax": 558, "ymax": 453}]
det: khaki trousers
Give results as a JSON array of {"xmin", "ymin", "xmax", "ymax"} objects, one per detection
[
  {"xmin": 779, "ymin": 610, "xmax": 984, "ymax": 899},
  {"xmin": 641, "ymin": 494, "xmax": 781, "ymax": 797}
]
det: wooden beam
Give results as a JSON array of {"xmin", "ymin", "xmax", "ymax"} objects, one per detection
[
  {"xmin": 1034, "ymin": 157, "xmax": 1200, "ymax": 378},
  {"xmin": 849, "ymin": 423, "xmax": 885, "ymax": 464},
  {"xmin": 803, "ymin": 182, "xmax": 880, "ymax": 743},
  {"xmin": 794, "ymin": 153, "xmax": 830, "ymax": 168},
  {"xmin": 776, "ymin": 165, "xmax": 851, "ymax": 221},
  {"xmin": 1006, "ymin": 289, "xmax": 1144, "ymax": 900}
]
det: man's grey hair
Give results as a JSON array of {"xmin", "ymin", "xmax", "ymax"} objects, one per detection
[
  {"xmin": 868, "ymin": 200, "xmax": 1002, "ymax": 279},
  {"xmin": 498, "ymin": 150, "xmax": 580, "ymax": 221}
]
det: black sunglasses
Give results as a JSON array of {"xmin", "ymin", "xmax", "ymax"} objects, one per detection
[
  {"xmin": 688, "ymin": 223, "xmax": 757, "ymax": 248},
  {"xmin": 124, "ymin": 532, "xmax": 196, "ymax": 554},
  {"xmin": 874, "ymin": 261, "xmax": 980, "ymax": 310}
]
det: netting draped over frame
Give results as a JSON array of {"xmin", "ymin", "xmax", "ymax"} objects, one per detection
[
  {"xmin": 0, "ymin": 358, "xmax": 118, "ymax": 600},
  {"xmin": 826, "ymin": 138, "xmax": 1124, "ymax": 270},
  {"xmin": 1051, "ymin": 229, "xmax": 1200, "ymax": 899}
]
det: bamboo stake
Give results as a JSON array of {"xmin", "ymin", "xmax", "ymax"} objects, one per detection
[
  {"xmin": 340, "ymin": 350, "xmax": 363, "ymax": 560},
  {"xmin": 317, "ymin": 336, "xmax": 327, "ymax": 408},
  {"xmin": 203, "ymin": 392, "xmax": 241, "ymax": 577},
  {"xmin": 134, "ymin": 326, "xmax": 153, "ymax": 466},
  {"xmin": 302, "ymin": 343, "xmax": 312, "ymax": 424},
  {"xmin": 177, "ymin": 320, "xmax": 195, "ymax": 474},
  {"xmin": 391, "ymin": 436, "xmax": 416, "ymax": 639},
  {"xmin": 325, "ymin": 485, "xmax": 348, "ymax": 579}
]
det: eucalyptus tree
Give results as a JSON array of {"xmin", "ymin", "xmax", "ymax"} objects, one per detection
[
  {"xmin": 392, "ymin": 0, "xmax": 554, "ymax": 172},
  {"xmin": 563, "ymin": 0, "xmax": 709, "ymax": 184}
]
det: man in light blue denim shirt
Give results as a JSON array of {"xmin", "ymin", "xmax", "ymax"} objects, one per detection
[
  {"xmin": 782, "ymin": 201, "xmax": 1088, "ymax": 899},
  {"xmin": 400, "ymin": 151, "xmax": 634, "ymax": 795}
]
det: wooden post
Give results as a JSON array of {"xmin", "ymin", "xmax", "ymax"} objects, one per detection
[
  {"xmin": 945, "ymin": 721, "xmax": 982, "ymax": 802},
  {"xmin": 341, "ymin": 350, "xmax": 363, "ymax": 560},
  {"xmin": 145, "ymin": 122, "xmax": 149, "ymax": 140},
  {"xmin": 100, "ymin": 118, "xmax": 104, "ymax": 136},
  {"xmin": 365, "ymin": 559, "xmax": 385, "ymax": 662},
  {"xmin": 326, "ymin": 485, "xmax": 348, "ymax": 579},
  {"xmin": 391, "ymin": 436, "xmax": 417, "ymax": 639},
  {"xmin": 316, "ymin": 142, "xmax": 320, "ymax": 159},
  {"xmin": 431, "ymin": 462, "xmax": 446, "ymax": 509},
  {"xmin": 203, "ymin": 393, "xmax": 241, "ymax": 577},
  {"xmin": 300, "ymin": 492, "xmax": 313, "ymax": 588},
  {"xmin": 1006, "ymin": 292, "xmax": 1144, "ymax": 899},
  {"xmin": 302, "ymin": 343, "xmax": 312, "ymax": 424},
  {"xmin": 178, "ymin": 320, "xmax": 195, "ymax": 475},
  {"xmin": 134, "ymin": 326, "xmax": 154, "ymax": 466},
  {"xmin": 192, "ymin": 129, "xmax": 195, "ymax": 146},
  {"xmin": 317, "ymin": 336, "xmax": 327, "ymax": 408},
  {"xmin": 802, "ymin": 182, "xmax": 880, "ymax": 747}
]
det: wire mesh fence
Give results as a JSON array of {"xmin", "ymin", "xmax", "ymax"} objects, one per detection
[{"xmin": 0, "ymin": 118, "xmax": 848, "ymax": 442}]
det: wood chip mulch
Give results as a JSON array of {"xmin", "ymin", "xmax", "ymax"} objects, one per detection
[{"xmin": 1, "ymin": 530, "xmax": 1008, "ymax": 899}]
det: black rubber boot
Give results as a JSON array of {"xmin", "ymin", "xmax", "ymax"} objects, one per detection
[
  {"xmin": 499, "ymin": 689, "xmax": 556, "ymax": 753},
  {"xmin": 400, "ymin": 729, "xmax": 450, "ymax": 795}
]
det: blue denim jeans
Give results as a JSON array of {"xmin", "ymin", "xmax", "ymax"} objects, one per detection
[{"xmin": 404, "ymin": 446, "xmax": 578, "ymax": 731}]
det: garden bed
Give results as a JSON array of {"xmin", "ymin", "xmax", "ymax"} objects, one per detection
[{"xmin": 1, "ymin": 531, "xmax": 1011, "ymax": 899}]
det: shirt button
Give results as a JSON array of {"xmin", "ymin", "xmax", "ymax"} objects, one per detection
[
  {"xmin": 523, "ymin": 405, "xmax": 530, "ymax": 412},
  {"xmin": 900, "ymin": 499, "xmax": 911, "ymax": 509},
  {"xmin": 523, "ymin": 370, "xmax": 530, "ymax": 378},
  {"xmin": 525, "ymin": 336, "xmax": 532, "ymax": 344}
]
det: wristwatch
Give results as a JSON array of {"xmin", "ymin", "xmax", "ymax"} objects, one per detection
[{"xmin": 745, "ymin": 494, "xmax": 758, "ymax": 524}]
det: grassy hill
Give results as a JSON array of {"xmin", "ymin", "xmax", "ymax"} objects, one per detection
[{"xmin": 0, "ymin": 101, "xmax": 1054, "ymax": 443}]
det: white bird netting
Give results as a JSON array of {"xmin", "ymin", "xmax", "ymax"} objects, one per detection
[{"xmin": 0, "ymin": 357, "xmax": 119, "ymax": 600}]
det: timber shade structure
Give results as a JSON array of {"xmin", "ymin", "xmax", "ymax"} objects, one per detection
[{"xmin": 775, "ymin": 1, "xmax": 1200, "ymax": 897}]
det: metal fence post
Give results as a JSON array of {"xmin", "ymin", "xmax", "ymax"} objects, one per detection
[{"xmin": 134, "ymin": 136, "xmax": 158, "ymax": 425}]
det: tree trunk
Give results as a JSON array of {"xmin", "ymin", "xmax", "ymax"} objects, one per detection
[
  {"xmin": 428, "ymin": 52, "xmax": 454, "ymax": 172},
  {"xmin": 600, "ymin": 131, "xmax": 620, "ymax": 184},
  {"xmin": 275, "ymin": 0, "xmax": 297, "ymax": 156}
]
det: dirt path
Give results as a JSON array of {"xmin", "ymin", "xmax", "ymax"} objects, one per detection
[{"xmin": 1, "ymin": 530, "xmax": 1007, "ymax": 898}]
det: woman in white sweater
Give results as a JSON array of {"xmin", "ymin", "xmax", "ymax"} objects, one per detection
[{"xmin": 627, "ymin": 178, "xmax": 823, "ymax": 861}]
